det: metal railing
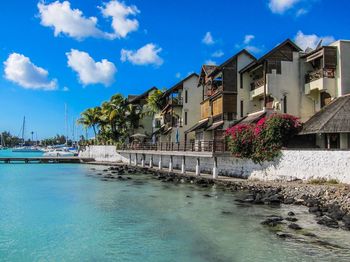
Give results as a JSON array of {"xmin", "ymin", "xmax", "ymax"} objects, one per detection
[{"xmin": 119, "ymin": 140, "xmax": 228, "ymax": 153}]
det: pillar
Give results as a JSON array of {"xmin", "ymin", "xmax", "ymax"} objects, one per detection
[
  {"xmin": 128, "ymin": 153, "xmax": 132, "ymax": 165},
  {"xmin": 212, "ymin": 157, "xmax": 218, "ymax": 179},
  {"xmin": 141, "ymin": 154, "xmax": 145, "ymax": 167},
  {"xmin": 158, "ymin": 156, "xmax": 162, "ymax": 170},
  {"xmin": 181, "ymin": 156, "xmax": 186, "ymax": 174},
  {"xmin": 149, "ymin": 155, "xmax": 153, "ymax": 168},
  {"xmin": 169, "ymin": 156, "xmax": 173, "ymax": 172},
  {"xmin": 195, "ymin": 158, "xmax": 200, "ymax": 176},
  {"xmin": 134, "ymin": 154, "xmax": 138, "ymax": 166}
]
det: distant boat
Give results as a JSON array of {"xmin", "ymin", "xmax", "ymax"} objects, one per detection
[
  {"xmin": 43, "ymin": 148, "xmax": 74, "ymax": 157},
  {"xmin": 12, "ymin": 146, "xmax": 43, "ymax": 153},
  {"xmin": 12, "ymin": 116, "xmax": 43, "ymax": 153}
]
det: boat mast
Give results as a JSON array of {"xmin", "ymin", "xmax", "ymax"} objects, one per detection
[
  {"xmin": 21, "ymin": 116, "xmax": 26, "ymax": 145},
  {"xmin": 65, "ymin": 104, "xmax": 68, "ymax": 146}
]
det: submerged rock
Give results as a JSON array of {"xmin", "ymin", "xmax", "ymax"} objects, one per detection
[
  {"xmin": 288, "ymin": 223, "xmax": 302, "ymax": 230},
  {"xmin": 276, "ymin": 231, "xmax": 293, "ymax": 239},
  {"xmin": 285, "ymin": 217, "xmax": 298, "ymax": 222},
  {"xmin": 261, "ymin": 216, "xmax": 284, "ymax": 227},
  {"xmin": 317, "ymin": 216, "xmax": 339, "ymax": 229},
  {"xmin": 287, "ymin": 211, "xmax": 295, "ymax": 216}
]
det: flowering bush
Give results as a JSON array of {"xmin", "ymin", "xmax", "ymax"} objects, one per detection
[
  {"xmin": 226, "ymin": 114, "xmax": 302, "ymax": 163},
  {"xmin": 226, "ymin": 124, "xmax": 255, "ymax": 158}
]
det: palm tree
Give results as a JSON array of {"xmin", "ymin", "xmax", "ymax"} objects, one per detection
[{"xmin": 77, "ymin": 107, "xmax": 101, "ymax": 138}]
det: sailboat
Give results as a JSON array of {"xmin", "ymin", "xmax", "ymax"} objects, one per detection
[{"xmin": 12, "ymin": 117, "xmax": 43, "ymax": 153}]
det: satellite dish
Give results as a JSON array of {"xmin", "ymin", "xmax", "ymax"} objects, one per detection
[{"xmin": 316, "ymin": 39, "xmax": 323, "ymax": 49}]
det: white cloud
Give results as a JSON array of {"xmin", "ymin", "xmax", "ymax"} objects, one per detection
[
  {"xmin": 212, "ymin": 50, "xmax": 224, "ymax": 58},
  {"xmin": 204, "ymin": 59, "xmax": 216, "ymax": 65},
  {"xmin": 296, "ymin": 8, "xmax": 308, "ymax": 16},
  {"xmin": 38, "ymin": 1, "xmax": 113, "ymax": 40},
  {"xmin": 62, "ymin": 86, "xmax": 69, "ymax": 91},
  {"xmin": 244, "ymin": 35, "xmax": 255, "ymax": 45},
  {"xmin": 202, "ymin": 32, "xmax": 215, "ymax": 45},
  {"xmin": 121, "ymin": 43, "xmax": 163, "ymax": 66},
  {"xmin": 268, "ymin": 0, "xmax": 300, "ymax": 14},
  {"xmin": 4, "ymin": 53, "xmax": 57, "ymax": 90},
  {"xmin": 245, "ymin": 45, "xmax": 262, "ymax": 54},
  {"xmin": 294, "ymin": 31, "xmax": 335, "ymax": 50},
  {"xmin": 175, "ymin": 72, "xmax": 181, "ymax": 78},
  {"xmin": 66, "ymin": 49, "xmax": 117, "ymax": 86},
  {"xmin": 99, "ymin": 0, "xmax": 140, "ymax": 38}
]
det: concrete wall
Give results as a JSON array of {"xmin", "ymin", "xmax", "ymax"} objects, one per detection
[
  {"xmin": 81, "ymin": 146, "xmax": 350, "ymax": 184},
  {"xmin": 79, "ymin": 146, "xmax": 128, "ymax": 162}
]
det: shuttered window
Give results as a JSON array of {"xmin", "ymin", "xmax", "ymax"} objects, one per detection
[{"xmin": 212, "ymin": 97, "xmax": 223, "ymax": 116}]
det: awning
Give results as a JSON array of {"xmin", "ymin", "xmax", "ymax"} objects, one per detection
[
  {"xmin": 206, "ymin": 120, "xmax": 224, "ymax": 131},
  {"xmin": 300, "ymin": 95, "xmax": 350, "ymax": 135},
  {"xmin": 185, "ymin": 118, "xmax": 209, "ymax": 134},
  {"xmin": 151, "ymin": 126, "xmax": 164, "ymax": 136},
  {"xmin": 162, "ymin": 127, "xmax": 172, "ymax": 135},
  {"xmin": 239, "ymin": 111, "xmax": 266, "ymax": 125}
]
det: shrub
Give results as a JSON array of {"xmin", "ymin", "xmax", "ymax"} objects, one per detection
[
  {"xmin": 226, "ymin": 124, "xmax": 255, "ymax": 158},
  {"xmin": 226, "ymin": 113, "xmax": 302, "ymax": 163}
]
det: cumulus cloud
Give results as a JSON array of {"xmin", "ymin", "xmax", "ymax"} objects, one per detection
[
  {"xmin": 38, "ymin": 1, "xmax": 113, "ymax": 40},
  {"xmin": 294, "ymin": 31, "xmax": 335, "ymax": 50},
  {"xmin": 244, "ymin": 35, "xmax": 255, "ymax": 45},
  {"xmin": 66, "ymin": 49, "xmax": 117, "ymax": 86},
  {"xmin": 212, "ymin": 50, "xmax": 224, "ymax": 58},
  {"xmin": 4, "ymin": 53, "xmax": 57, "ymax": 90},
  {"xmin": 202, "ymin": 32, "xmax": 215, "ymax": 45},
  {"xmin": 100, "ymin": 0, "xmax": 140, "ymax": 38},
  {"xmin": 121, "ymin": 43, "xmax": 163, "ymax": 66},
  {"xmin": 245, "ymin": 45, "xmax": 262, "ymax": 54},
  {"xmin": 268, "ymin": 0, "xmax": 300, "ymax": 14}
]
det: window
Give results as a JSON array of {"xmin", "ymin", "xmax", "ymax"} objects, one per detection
[
  {"xmin": 283, "ymin": 95, "xmax": 287, "ymax": 113},
  {"xmin": 240, "ymin": 100, "xmax": 244, "ymax": 118},
  {"xmin": 184, "ymin": 112, "xmax": 188, "ymax": 125},
  {"xmin": 185, "ymin": 90, "xmax": 188, "ymax": 103}
]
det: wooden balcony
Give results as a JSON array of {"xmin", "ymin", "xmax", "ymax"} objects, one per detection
[
  {"xmin": 305, "ymin": 68, "xmax": 335, "ymax": 84},
  {"xmin": 250, "ymin": 78, "xmax": 265, "ymax": 91}
]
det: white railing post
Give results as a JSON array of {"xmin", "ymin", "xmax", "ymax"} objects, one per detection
[
  {"xmin": 141, "ymin": 154, "xmax": 145, "ymax": 167},
  {"xmin": 212, "ymin": 157, "xmax": 218, "ymax": 179},
  {"xmin": 169, "ymin": 156, "xmax": 173, "ymax": 172},
  {"xmin": 149, "ymin": 155, "xmax": 153, "ymax": 168},
  {"xmin": 181, "ymin": 156, "xmax": 186, "ymax": 174},
  {"xmin": 158, "ymin": 156, "xmax": 162, "ymax": 170},
  {"xmin": 195, "ymin": 158, "xmax": 200, "ymax": 176}
]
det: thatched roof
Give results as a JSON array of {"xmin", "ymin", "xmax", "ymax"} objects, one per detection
[{"xmin": 300, "ymin": 95, "xmax": 350, "ymax": 134}]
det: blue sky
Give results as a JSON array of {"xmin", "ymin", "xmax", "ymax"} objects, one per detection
[{"xmin": 0, "ymin": 0, "xmax": 349, "ymax": 139}]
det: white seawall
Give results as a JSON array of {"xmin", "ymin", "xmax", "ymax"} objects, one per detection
[{"xmin": 80, "ymin": 146, "xmax": 350, "ymax": 184}]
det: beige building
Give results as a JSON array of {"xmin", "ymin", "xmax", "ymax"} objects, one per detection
[
  {"xmin": 153, "ymin": 73, "xmax": 201, "ymax": 143},
  {"xmin": 127, "ymin": 87, "xmax": 158, "ymax": 139}
]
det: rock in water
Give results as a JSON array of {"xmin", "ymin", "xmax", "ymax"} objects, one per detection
[{"xmin": 288, "ymin": 223, "xmax": 302, "ymax": 230}]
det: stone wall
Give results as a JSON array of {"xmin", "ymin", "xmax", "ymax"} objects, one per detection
[{"xmin": 80, "ymin": 146, "xmax": 350, "ymax": 184}]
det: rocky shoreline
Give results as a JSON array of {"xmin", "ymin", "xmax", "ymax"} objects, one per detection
[{"xmin": 88, "ymin": 163, "xmax": 350, "ymax": 232}]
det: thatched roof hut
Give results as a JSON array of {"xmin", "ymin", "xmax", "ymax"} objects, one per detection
[{"xmin": 300, "ymin": 95, "xmax": 350, "ymax": 135}]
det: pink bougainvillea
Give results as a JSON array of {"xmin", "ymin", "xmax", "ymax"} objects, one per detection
[{"xmin": 225, "ymin": 113, "xmax": 302, "ymax": 163}]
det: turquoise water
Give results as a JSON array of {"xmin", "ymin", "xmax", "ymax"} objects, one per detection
[{"xmin": 0, "ymin": 150, "xmax": 350, "ymax": 261}]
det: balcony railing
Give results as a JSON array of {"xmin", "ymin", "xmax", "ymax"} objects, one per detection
[
  {"xmin": 119, "ymin": 140, "xmax": 228, "ymax": 153},
  {"xmin": 305, "ymin": 68, "xmax": 335, "ymax": 84},
  {"xmin": 205, "ymin": 85, "xmax": 223, "ymax": 97},
  {"xmin": 250, "ymin": 78, "xmax": 265, "ymax": 91},
  {"xmin": 168, "ymin": 97, "xmax": 183, "ymax": 106}
]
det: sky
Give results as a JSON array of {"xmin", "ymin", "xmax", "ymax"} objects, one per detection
[{"xmin": 0, "ymin": 0, "xmax": 349, "ymax": 139}]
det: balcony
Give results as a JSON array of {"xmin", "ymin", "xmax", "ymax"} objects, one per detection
[
  {"xmin": 305, "ymin": 69, "xmax": 336, "ymax": 95},
  {"xmin": 168, "ymin": 97, "xmax": 183, "ymax": 106}
]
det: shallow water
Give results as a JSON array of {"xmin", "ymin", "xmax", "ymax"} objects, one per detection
[{"xmin": 0, "ymin": 155, "xmax": 349, "ymax": 261}]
